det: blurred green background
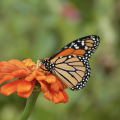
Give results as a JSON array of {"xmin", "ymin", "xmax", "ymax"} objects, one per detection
[{"xmin": 0, "ymin": 0, "xmax": 120, "ymax": 120}]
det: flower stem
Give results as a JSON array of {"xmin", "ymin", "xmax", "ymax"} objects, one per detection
[{"xmin": 19, "ymin": 91, "xmax": 41, "ymax": 120}]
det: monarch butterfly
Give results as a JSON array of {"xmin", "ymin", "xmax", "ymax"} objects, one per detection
[{"xmin": 41, "ymin": 35, "xmax": 100, "ymax": 91}]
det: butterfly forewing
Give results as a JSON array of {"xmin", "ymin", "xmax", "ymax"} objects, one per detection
[{"xmin": 49, "ymin": 35, "xmax": 100, "ymax": 61}]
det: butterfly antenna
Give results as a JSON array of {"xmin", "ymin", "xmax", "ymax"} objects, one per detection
[{"xmin": 37, "ymin": 55, "xmax": 44, "ymax": 61}]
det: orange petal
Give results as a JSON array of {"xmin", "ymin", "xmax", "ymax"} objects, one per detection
[
  {"xmin": 9, "ymin": 60, "xmax": 28, "ymax": 71},
  {"xmin": 25, "ymin": 71, "xmax": 36, "ymax": 81},
  {"xmin": 45, "ymin": 75, "xmax": 56, "ymax": 83},
  {"xmin": 0, "ymin": 75, "xmax": 14, "ymax": 85},
  {"xmin": 18, "ymin": 81, "xmax": 35, "ymax": 98},
  {"xmin": 36, "ymin": 70, "xmax": 44, "ymax": 76},
  {"xmin": 62, "ymin": 91, "xmax": 69, "ymax": 103},
  {"xmin": 11, "ymin": 70, "xmax": 29, "ymax": 77},
  {"xmin": 39, "ymin": 81, "xmax": 48, "ymax": 92},
  {"xmin": 56, "ymin": 78, "xmax": 64, "ymax": 91},
  {"xmin": 0, "ymin": 73, "xmax": 10, "ymax": 78},
  {"xmin": 0, "ymin": 61, "xmax": 7, "ymax": 67},
  {"xmin": 64, "ymin": 84, "xmax": 68, "ymax": 89},
  {"xmin": 17, "ymin": 80, "xmax": 33, "ymax": 93},
  {"xmin": 0, "ymin": 80, "xmax": 21, "ymax": 96},
  {"xmin": 50, "ymin": 82, "xmax": 59, "ymax": 93},
  {"xmin": 52, "ymin": 91, "xmax": 65, "ymax": 104},
  {"xmin": 22, "ymin": 59, "xmax": 32, "ymax": 63},
  {"xmin": 36, "ymin": 76, "xmax": 46, "ymax": 81},
  {"xmin": 44, "ymin": 90, "xmax": 52, "ymax": 101},
  {"xmin": 0, "ymin": 61, "xmax": 20, "ymax": 73}
]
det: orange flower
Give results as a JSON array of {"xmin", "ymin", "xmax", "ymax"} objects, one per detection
[{"xmin": 0, "ymin": 59, "xmax": 69, "ymax": 104}]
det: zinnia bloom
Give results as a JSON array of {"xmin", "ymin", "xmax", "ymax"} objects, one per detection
[{"xmin": 0, "ymin": 59, "xmax": 69, "ymax": 104}]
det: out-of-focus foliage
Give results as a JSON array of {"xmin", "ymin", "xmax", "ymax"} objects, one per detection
[{"xmin": 0, "ymin": 0, "xmax": 120, "ymax": 120}]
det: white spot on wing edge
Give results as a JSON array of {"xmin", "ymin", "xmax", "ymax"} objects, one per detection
[
  {"xmin": 77, "ymin": 39, "xmax": 80, "ymax": 43},
  {"xmin": 81, "ymin": 41, "xmax": 84, "ymax": 46}
]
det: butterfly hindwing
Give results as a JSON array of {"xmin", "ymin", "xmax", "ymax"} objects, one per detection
[{"xmin": 50, "ymin": 55, "xmax": 91, "ymax": 91}]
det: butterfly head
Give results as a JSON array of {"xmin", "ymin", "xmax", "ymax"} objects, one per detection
[{"xmin": 41, "ymin": 59, "xmax": 53, "ymax": 73}]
